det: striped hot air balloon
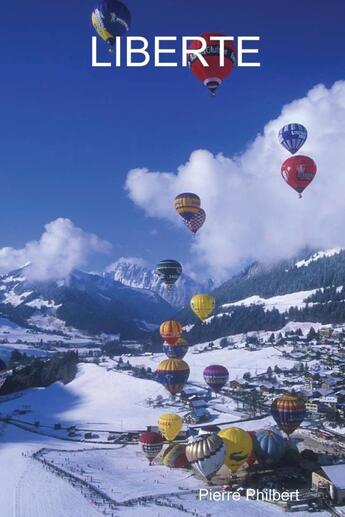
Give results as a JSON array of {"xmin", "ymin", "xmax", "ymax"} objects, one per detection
[
  {"xmin": 155, "ymin": 259, "xmax": 182, "ymax": 288},
  {"xmin": 183, "ymin": 208, "xmax": 206, "ymax": 235},
  {"xmin": 203, "ymin": 365, "xmax": 229, "ymax": 393},
  {"xmin": 160, "ymin": 320, "xmax": 182, "ymax": 345},
  {"xmin": 155, "ymin": 358, "xmax": 190, "ymax": 396},
  {"xmin": 175, "ymin": 193, "xmax": 201, "ymax": 222},
  {"xmin": 271, "ymin": 395, "xmax": 306, "ymax": 436},
  {"xmin": 139, "ymin": 432, "xmax": 163, "ymax": 465},
  {"xmin": 279, "ymin": 124, "xmax": 308, "ymax": 155},
  {"xmin": 186, "ymin": 433, "xmax": 225, "ymax": 480}
]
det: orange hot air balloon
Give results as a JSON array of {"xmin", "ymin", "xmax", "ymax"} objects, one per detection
[{"xmin": 160, "ymin": 320, "xmax": 182, "ymax": 345}]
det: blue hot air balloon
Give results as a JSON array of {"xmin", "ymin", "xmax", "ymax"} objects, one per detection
[
  {"xmin": 92, "ymin": 0, "xmax": 131, "ymax": 47},
  {"xmin": 278, "ymin": 123, "xmax": 308, "ymax": 155},
  {"xmin": 203, "ymin": 365, "xmax": 229, "ymax": 393},
  {"xmin": 163, "ymin": 338, "xmax": 189, "ymax": 359},
  {"xmin": 156, "ymin": 358, "xmax": 190, "ymax": 396},
  {"xmin": 254, "ymin": 429, "xmax": 286, "ymax": 464}
]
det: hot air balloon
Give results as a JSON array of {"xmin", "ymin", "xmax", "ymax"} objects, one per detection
[
  {"xmin": 163, "ymin": 338, "xmax": 189, "ymax": 359},
  {"xmin": 92, "ymin": 0, "xmax": 131, "ymax": 48},
  {"xmin": 246, "ymin": 431, "xmax": 257, "ymax": 467},
  {"xmin": 218, "ymin": 427, "xmax": 252, "ymax": 473},
  {"xmin": 203, "ymin": 365, "xmax": 229, "ymax": 393},
  {"xmin": 254, "ymin": 429, "xmax": 286, "ymax": 464},
  {"xmin": 279, "ymin": 124, "xmax": 308, "ymax": 155},
  {"xmin": 155, "ymin": 260, "xmax": 182, "ymax": 288},
  {"xmin": 271, "ymin": 394, "xmax": 306, "ymax": 436},
  {"xmin": 163, "ymin": 444, "xmax": 189, "ymax": 468},
  {"xmin": 188, "ymin": 33, "xmax": 236, "ymax": 96},
  {"xmin": 185, "ymin": 433, "xmax": 226, "ymax": 480},
  {"xmin": 281, "ymin": 155, "xmax": 317, "ymax": 198},
  {"xmin": 158, "ymin": 413, "xmax": 183, "ymax": 441},
  {"xmin": 139, "ymin": 431, "xmax": 163, "ymax": 465},
  {"xmin": 190, "ymin": 294, "xmax": 215, "ymax": 320},
  {"xmin": 175, "ymin": 193, "xmax": 201, "ymax": 222},
  {"xmin": 156, "ymin": 358, "xmax": 190, "ymax": 396},
  {"xmin": 183, "ymin": 208, "xmax": 206, "ymax": 235},
  {"xmin": 160, "ymin": 320, "xmax": 182, "ymax": 345}
]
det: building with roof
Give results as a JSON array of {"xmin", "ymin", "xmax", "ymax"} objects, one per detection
[{"xmin": 312, "ymin": 464, "xmax": 345, "ymax": 505}]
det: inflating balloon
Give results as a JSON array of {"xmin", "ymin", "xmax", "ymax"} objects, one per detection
[
  {"xmin": 183, "ymin": 208, "xmax": 206, "ymax": 235},
  {"xmin": 218, "ymin": 427, "xmax": 252, "ymax": 473},
  {"xmin": 281, "ymin": 155, "xmax": 317, "ymax": 198},
  {"xmin": 160, "ymin": 320, "xmax": 182, "ymax": 345},
  {"xmin": 139, "ymin": 432, "xmax": 163, "ymax": 465},
  {"xmin": 186, "ymin": 433, "xmax": 226, "ymax": 479},
  {"xmin": 92, "ymin": 0, "xmax": 131, "ymax": 48},
  {"xmin": 188, "ymin": 33, "xmax": 236, "ymax": 95},
  {"xmin": 271, "ymin": 395, "xmax": 306, "ymax": 436},
  {"xmin": 156, "ymin": 260, "xmax": 182, "ymax": 288},
  {"xmin": 203, "ymin": 365, "xmax": 229, "ymax": 393},
  {"xmin": 156, "ymin": 358, "xmax": 190, "ymax": 396},
  {"xmin": 163, "ymin": 444, "xmax": 189, "ymax": 468},
  {"xmin": 163, "ymin": 338, "xmax": 189, "ymax": 359},
  {"xmin": 254, "ymin": 429, "xmax": 286, "ymax": 464},
  {"xmin": 279, "ymin": 124, "xmax": 308, "ymax": 155},
  {"xmin": 175, "ymin": 193, "xmax": 201, "ymax": 222},
  {"xmin": 190, "ymin": 294, "xmax": 215, "ymax": 320},
  {"xmin": 158, "ymin": 413, "xmax": 183, "ymax": 441}
]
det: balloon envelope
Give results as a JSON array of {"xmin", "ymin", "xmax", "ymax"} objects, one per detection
[
  {"xmin": 163, "ymin": 341, "xmax": 188, "ymax": 359},
  {"xmin": 139, "ymin": 431, "xmax": 163, "ymax": 464},
  {"xmin": 158, "ymin": 413, "xmax": 183, "ymax": 441},
  {"xmin": 190, "ymin": 294, "xmax": 215, "ymax": 320},
  {"xmin": 218, "ymin": 427, "xmax": 252, "ymax": 473},
  {"xmin": 156, "ymin": 358, "xmax": 190, "ymax": 396},
  {"xmin": 160, "ymin": 320, "xmax": 182, "ymax": 345},
  {"xmin": 188, "ymin": 33, "xmax": 236, "ymax": 95},
  {"xmin": 279, "ymin": 124, "xmax": 308, "ymax": 155},
  {"xmin": 92, "ymin": 0, "xmax": 131, "ymax": 44},
  {"xmin": 203, "ymin": 365, "xmax": 229, "ymax": 392},
  {"xmin": 271, "ymin": 395, "xmax": 306, "ymax": 435},
  {"xmin": 163, "ymin": 444, "xmax": 189, "ymax": 468},
  {"xmin": 156, "ymin": 260, "xmax": 182, "ymax": 288},
  {"xmin": 183, "ymin": 208, "xmax": 206, "ymax": 235},
  {"xmin": 186, "ymin": 433, "xmax": 225, "ymax": 479},
  {"xmin": 254, "ymin": 429, "xmax": 286, "ymax": 464},
  {"xmin": 281, "ymin": 155, "xmax": 317, "ymax": 196},
  {"xmin": 175, "ymin": 193, "xmax": 201, "ymax": 222}
]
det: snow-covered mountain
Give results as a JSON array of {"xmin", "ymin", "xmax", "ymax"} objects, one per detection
[
  {"xmin": 0, "ymin": 265, "xmax": 174, "ymax": 340},
  {"xmin": 106, "ymin": 258, "xmax": 213, "ymax": 309}
]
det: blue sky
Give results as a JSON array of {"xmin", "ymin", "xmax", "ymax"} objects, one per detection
[{"xmin": 0, "ymin": 0, "xmax": 344, "ymax": 273}]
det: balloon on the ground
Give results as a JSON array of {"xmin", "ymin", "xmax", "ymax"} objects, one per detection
[
  {"xmin": 160, "ymin": 320, "xmax": 182, "ymax": 345},
  {"xmin": 158, "ymin": 413, "xmax": 183, "ymax": 441},
  {"xmin": 186, "ymin": 433, "xmax": 226, "ymax": 479},
  {"xmin": 281, "ymin": 155, "xmax": 317, "ymax": 197},
  {"xmin": 218, "ymin": 427, "xmax": 253, "ymax": 473},
  {"xmin": 279, "ymin": 124, "xmax": 308, "ymax": 155},
  {"xmin": 183, "ymin": 208, "xmax": 206, "ymax": 235},
  {"xmin": 246, "ymin": 431, "xmax": 257, "ymax": 466},
  {"xmin": 190, "ymin": 294, "xmax": 215, "ymax": 320},
  {"xmin": 163, "ymin": 444, "xmax": 189, "ymax": 468},
  {"xmin": 163, "ymin": 338, "xmax": 188, "ymax": 359},
  {"xmin": 271, "ymin": 394, "xmax": 306, "ymax": 435},
  {"xmin": 92, "ymin": 0, "xmax": 131, "ymax": 47},
  {"xmin": 175, "ymin": 193, "xmax": 201, "ymax": 222},
  {"xmin": 254, "ymin": 429, "xmax": 286, "ymax": 464},
  {"xmin": 203, "ymin": 365, "xmax": 229, "ymax": 392},
  {"xmin": 139, "ymin": 431, "xmax": 163, "ymax": 465},
  {"xmin": 155, "ymin": 358, "xmax": 190, "ymax": 396},
  {"xmin": 188, "ymin": 33, "xmax": 236, "ymax": 95},
  {"xmin": 156, "ymin": 259, "xmax": 182, "ymax": 288}
]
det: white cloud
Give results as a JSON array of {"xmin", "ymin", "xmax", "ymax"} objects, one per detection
[
  {"xmin": 125, "ymin": 81, "xmax": 345, "ymax": 280},
  {"xmin": 0, "ymin": 218, "xmax": 111, "ymax": 281}
]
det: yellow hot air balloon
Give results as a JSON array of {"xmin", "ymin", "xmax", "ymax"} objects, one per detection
[
  {"xmin": 158, "ymin": 413, "xmax": 183, "ymax": 441},
  {"xmin": 218, "ymin": 427, "xmax": 252, "ymax": 473},
  {"xmin": 190, "ymin": 294, "xmax": 215, "ymax": 320}
]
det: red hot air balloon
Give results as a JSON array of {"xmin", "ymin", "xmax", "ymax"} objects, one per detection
[
  {"xmin": 281, "ymin": 155, "xmax": 317, "ymax": 198},
  {"xmin": 139, "ymin": 431, "xmax": 164, "ymax": 465},
  {"xmin": 188, "ymin": 33, "xmax": 236, "ymax": 96}
]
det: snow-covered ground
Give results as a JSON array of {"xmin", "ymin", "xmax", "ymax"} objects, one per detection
[{"xmin": 221, "ymin": 289, "xmax": 317, "ymax": 313}]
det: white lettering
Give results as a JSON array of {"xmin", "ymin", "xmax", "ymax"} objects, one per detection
[
  {"xmin": 92, "ymin": 37, "xmax": 111, "ymax": 67},
  {"xmin": 154, "ymin": 37, "xmax": 178, "ymax": 67},
  {"xmin": 238, "ymin": 36, "xmax": 261, "ymax": 67},
  {"xmin": 127, "ymin": 37, "xmax": 150, "ymax": 67}
]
